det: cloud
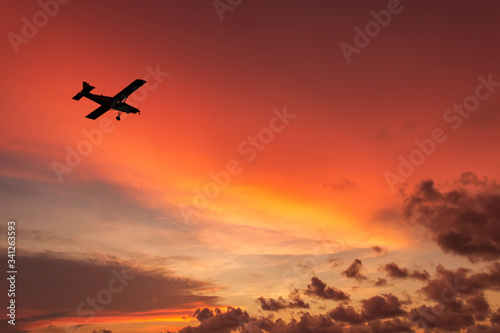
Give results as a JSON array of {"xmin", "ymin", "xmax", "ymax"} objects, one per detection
[
  {"xmin": 0, "ymin": 173, "xmax": 190, "ymax": 242},
  {"xmin": 328, "ymin": 256, "xmax": 343, "ymax": 268},
  {"xmin": 381, "ymin": 262, "xmax": 429, "ymax": 281},
  {"xmin": 193, "ymin": 308, "xmax": 221, "ymax": 321},
  {"xmin": 257, "ymin": 312, "xmax": 344, "ymax": 333},
  {"xmin": 259, "ymin": 314, "xmax": 413, "ymax": 333},
  {"xmin": 179, "ymin": 309, "xmax": 420, "ymax": 333},
  {"xmin": 257, "ymin": 294, "xmax": 309, "ymax": 312},
  {"xmin": 374, "ymin": 277, "xmax": 390, "ymax": 287},
  {"xmin": 409, "ymin": 293, "xmax": 491, "ymax": 331},
  {"xmin": 420, "ymin": 263, "xmax": 500, "ymax": 300},
  {"xmin": 408, "ymin": 262, "xmax": 500, "ymax": 331},
  {"xmin": 16, "ymin": 312, "xmax": 70, "ymax": 324},
  {"xmin": 491, "ymin": 308, "xmax": 500, "ymax": 325},
  {"xmin": 324, "ymin": 178, "xmax": 357, "ymax": 191},
  {"xmin": 327, "ymin": 294, "xmax": 407, "ymax": 324},
  {"xmin": 404, "ymin": 173, "xmax": 500, "ymax": 261},
  {"xmin": 466, "ymin": 293, "xmax": 491, "ymax": 321},
  {"xmin": 8, "ymin": 253, "xmax": 219, "ymax": 330},
  {"xmin": 361, "ymin": 294, "xmax": 407, "ymax": 320},
  {"xmin": 169, "ymin": 285, "xmax": 495, "ymax": 333},
  {"xmin": 369, "ymin": 318, "xmax": 414, "ymax": 333},
  {"xmin": 304, "ymin": 277, "xmax": 350, "ymax": 301},
  {"xmin": 466, "ymin": 324, "xmax": 500, "ymax": 333},
  {"xmin": 371, "ymin": 246, "xmax": 389, "ymax": 256},
  {"xmin": 173, "ymin": 307, "xmax": 250, "ymax": 333},
  {"xmin": 327, "ymin": 304, "xmax": 365, "ymax": 324},
  {"xmin": 0, "ymin": 147, "xmax": 56, "ymax": 181},
  {"xmin": 409, "ymin": 304, "xmax": 476, "ymax": 331},
  {"xmin": 342, "ymin": 259, "xmax": 367, "ymax": 281}
]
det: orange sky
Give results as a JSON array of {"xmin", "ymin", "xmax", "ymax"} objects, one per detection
[{"xmin": 1, "ymin": 1, "xmax": 500, "ymax": 332}]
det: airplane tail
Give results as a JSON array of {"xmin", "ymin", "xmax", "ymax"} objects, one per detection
[{"xmin": 72, "ymin": 82, "xmax": 95, "ymax": 100}]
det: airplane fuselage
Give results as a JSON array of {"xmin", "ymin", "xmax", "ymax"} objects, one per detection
[
  {"xmin": 86, "ymin": 93, "xmax": 113, "ymax": 105},
  {"xmin": 84, "ymin": 92, "xmax": 140, "ymax": 114}
]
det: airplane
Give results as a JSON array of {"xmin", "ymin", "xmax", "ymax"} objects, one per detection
[{"xmin": 72, "ymin": 79, "xmax": 146, "ymax": 121}]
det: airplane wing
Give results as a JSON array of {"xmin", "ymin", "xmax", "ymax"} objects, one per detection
[
  {"xmin": 85, "ymin": 105, "xmax": 110, "ymax": 120},
  {"xmin": 112, "ymin": 79, "xmax": 146, "ymax": 102}
]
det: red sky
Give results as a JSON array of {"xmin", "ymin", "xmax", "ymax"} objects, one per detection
[{"xmin": 1, "ymin": 1, "xmax": 500, "ymax": 332}]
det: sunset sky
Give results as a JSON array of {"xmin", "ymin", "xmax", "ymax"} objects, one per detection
[{"xmin": 1, "ymin": 1, "xmax": 500, "ymax": 332}]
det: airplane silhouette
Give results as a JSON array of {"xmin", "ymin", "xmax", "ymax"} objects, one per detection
[{"xmin": 72, "ymin": 79, "xmax": 146, "ymax": 121}]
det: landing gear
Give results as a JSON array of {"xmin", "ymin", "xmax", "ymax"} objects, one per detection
[
  {"xmin": 116, "ymin": 111, "xmax": 122, "ymax": 121},
  {"xmin": 116, "ymin": 115, "xmax": 121, "ymax": 121}
]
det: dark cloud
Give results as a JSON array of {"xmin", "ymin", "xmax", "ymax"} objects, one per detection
[
  {"xmin": 5, "ymin": 253, "xmax": 218, "ymax": 331},
  {"xmin": 324, "ymin": 178, "xmax": 357, "ymax": 191},
  {"xmin": 16, "ymin": 312, "xmax": 69, "ymax": 324},
  {"xmin": 342, "ymin": 259, "xmax": 367, "ymax": 281},
  {"xmin": 257, "ymin": 295, "xmax": 309, "ymax": 312},
  {"xmin": 373, "ymin": 122, "xmax": 416, "ymax": 143},
  {"xmin": 371, "ymin": 246, "xmax": 388, "ymax": 256},
  {"xmin": 258, "ymin": 312, "xmax": 344, "ymax": 333},
  {"xmin": 466, "ymin": 293, "xmax": 491, "ymax": 321},
  {"xmin": 469, "ymin": 262, "xmax": 500, "ymax": 290},
  {"xmin": 361, "ymin": 294, "xmax": 407, "ymax": 320},
  {"xmin": 304, "ymin": 277, "xmax": 350, "ymax": 301},
  {"xmin": 409, "ymin": 304, "xmax": 475, "ymax": 331},
  {"xmin": 327, "ymin": 304, "xmax": 365, "ymax": 324},
  {"xmin": 421, "ymin": 263, "xmax": 500, "ymax": 301},
  {"xmin": 173, "ymin": 307, "xmax": 250, "ymax": 333},
  {"xmin": 193, "ymin": 308, "xmax": 221, "ymax": 321},
  {"xmin": 381, "ymin": 262, "xmax": 429, "ymax": 281},
  {"xmin": 168, "ymin": 288, "xmax": 497, "ymax": 333},
  {"xmin": 374, "ymin": 278, "xmax": 390, "ymax": 287},
  {"xmin": 491, "ymin": 308, "xmax": 500, "ymax": 324},
  {"xmin": 404, "ymin": 173, "xmax": 500, "ymax": 261},
  {"xmin": 466, "ymin": 324, "xmax": 500, "ymax": 333},
  {"xmin": 328, "ymin": 294, "xmax": 407, "ymax": 324},
  {"xmin": 259, "ymin": 315, "xmax": 414, "ymax": 333},
  {"xmin": 369, "ymin": 318, "xmax": 414, "ymax": 333},
  {"xmin": 157, "ymin": 261, "xmax": 500, "ymax": 333},
  {"xmin": 407, "ymin": 262, "xmax": 500, "ymax": 331},
  {"xmin": 92, "ymin": 330, "xmax": 112, "ymax": 333},
  {"xmin": 0, "ymin": 320, "xmax": 29, "ymax": 333}
]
